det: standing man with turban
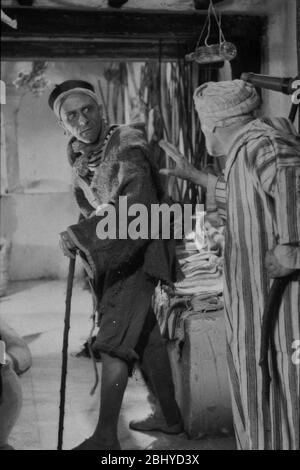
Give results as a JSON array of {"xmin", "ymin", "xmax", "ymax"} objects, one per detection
[
  {"xmin": 160, "ymin": 80, "xmax": 300, "ymax": 450},
  {"xmin": 48, "ymin": 80, "xmax": 183, "ymax": 450}
]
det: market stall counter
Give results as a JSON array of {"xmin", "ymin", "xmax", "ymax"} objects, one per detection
[{"xmin": 154, "ymin": 221, "xmax": 233, "ymax": 438}]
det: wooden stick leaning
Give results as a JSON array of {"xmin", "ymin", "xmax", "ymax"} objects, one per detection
[{"xmin": 57, "ymin": 255, "xmax": 76, "ymax": 451}]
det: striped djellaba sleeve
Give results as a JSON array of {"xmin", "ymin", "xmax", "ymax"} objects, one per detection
[
  {"xmin": 251, "ymin": 134, "xmax": 300, "ymax": 267},
  {"xmin": 206, "ymin": 173, "xmax": 227, "ymax": 224}
]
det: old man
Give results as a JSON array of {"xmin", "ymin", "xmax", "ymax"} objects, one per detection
[{"xmin": 48, "ymin": 80, "xmax": 183, "ymax": 450}]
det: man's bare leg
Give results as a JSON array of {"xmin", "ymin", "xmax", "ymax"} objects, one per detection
[
  {"xmin": 93, "ymin": 353, "xmax": 128, "ymax": 445},
  {"xmin": 130, "ymin": 308, "xmax": 183, "ymax": 434},
  {"xmin": 133, "ymin": 342, "xmax": 183, "ymax": 434},
  {"xmin": 73, "ymin": 353, "xmax": 128, "ymax": 450}
]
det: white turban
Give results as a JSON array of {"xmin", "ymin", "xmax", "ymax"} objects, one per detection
[{"xmin": 193, "ymin": 79, "xmax": 261, "ymax": 128}]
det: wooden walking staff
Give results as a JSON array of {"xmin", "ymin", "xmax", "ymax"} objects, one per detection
[{"xmin": 57, "ymin": 256, "xmax": 76, "ymax": 451}]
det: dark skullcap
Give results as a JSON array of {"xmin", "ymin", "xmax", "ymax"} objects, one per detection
[{"xmin": 48, "ymin": 80, "xmax": 98, "ymax": 118}]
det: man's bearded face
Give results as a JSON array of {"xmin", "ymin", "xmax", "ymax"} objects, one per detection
[
  {"xmin": 201, "ymin": 124, "xmax": 224, "ymax": 157},
  {"xmin": 60, "ymin": 93, "xmax": 102, "ymax": 144}
]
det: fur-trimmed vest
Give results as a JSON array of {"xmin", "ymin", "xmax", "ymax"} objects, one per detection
[{"xmin": 66, "ymin": 123, "xmax": 183, "ymax": 296}]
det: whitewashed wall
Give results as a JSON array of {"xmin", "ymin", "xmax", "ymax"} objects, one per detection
[
  {"xmin": 0, "ymin": 192, "xmax": 79, "ymax": 280},
  {"xmin": 261, "ymin": 0, "xmax": 297, "ymax": 117},
  {"xmin": 0, "ymin": 61, "xmax": 119, "ymax": 280},
  {"xmin": 219, "ymin": 0, "xmax": 298, "ymax": 117}
]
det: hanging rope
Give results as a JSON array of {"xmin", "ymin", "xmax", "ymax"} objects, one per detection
[
  {"xmin": 196, "ymin": 0, "xmax": 226, "ymax": 49},
  {"xmin": 188, "ymin": 0, "xmax": 237, "ymax": 64}
]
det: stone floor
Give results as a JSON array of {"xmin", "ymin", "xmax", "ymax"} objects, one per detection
[{"xmin": 0, "ymin": 280, "xmax": 235, "ymax": 451}]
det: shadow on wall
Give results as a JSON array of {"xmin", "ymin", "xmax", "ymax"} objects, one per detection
[
  {"xmin": 0, "ymin": 192, "xmax": 81, "ymax": 280},
  {"xmin": 10, "ymin": 244, "xmax": 73, "ymax": 280}
]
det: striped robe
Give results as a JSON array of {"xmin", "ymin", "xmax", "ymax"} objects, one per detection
[{"xmin": 208, "ymin": 118, "xmax": 300, "ymax": 450}]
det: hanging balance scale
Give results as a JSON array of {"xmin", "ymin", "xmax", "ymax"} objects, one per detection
[{"xmin": 186, "ymin": 0, "xmax": 237, "ymax": 65}]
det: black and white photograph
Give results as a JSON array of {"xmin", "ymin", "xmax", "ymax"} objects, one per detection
[{"xmin": 0, "ymin": 0, "xmax": 299, "ymax": 453}]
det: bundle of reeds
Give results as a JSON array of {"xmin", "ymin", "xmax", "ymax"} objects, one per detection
[
  {"xmin": 97, "ymin": 60, "xmax": 218, "ymax": 204},
  {"xmin": 138, "ymin": 60, "xmax": 218, "ymax": 204},
  {"xmin": 97, "ymin": 62, "xmax": 127, "ymax": 125}
]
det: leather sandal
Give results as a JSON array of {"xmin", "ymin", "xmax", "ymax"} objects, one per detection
[{"xmin": 129, "ymin": 415, "xmax": 183, "ymax": 435}]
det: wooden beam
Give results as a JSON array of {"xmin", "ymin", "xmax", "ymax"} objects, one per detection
[
  {"xmin": 1, "ymin": 7, "xmax": 264, "ymax": 40},
  {"xmin": 1, "ymin": 39, "xmax": 195, "ymax": 62},
  {"xmin": 194, "ymin": 0, "xmax": 224, "ymax": 9},
  {"xmin": 1, "ymin": 7, "xmax": 265, "ymax": 61}
]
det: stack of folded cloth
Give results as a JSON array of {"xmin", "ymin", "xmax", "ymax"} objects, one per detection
[
  {"xmin": 174, "ymin": 221, "xmax": 224, "ymax": 297},
  {"xmin": 153, "ymin": 221, "xmax": 225, "ymax": 348},
  {"xmin": 154, "ymin": 292, "xmax": 224, "ymax": 341}
]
